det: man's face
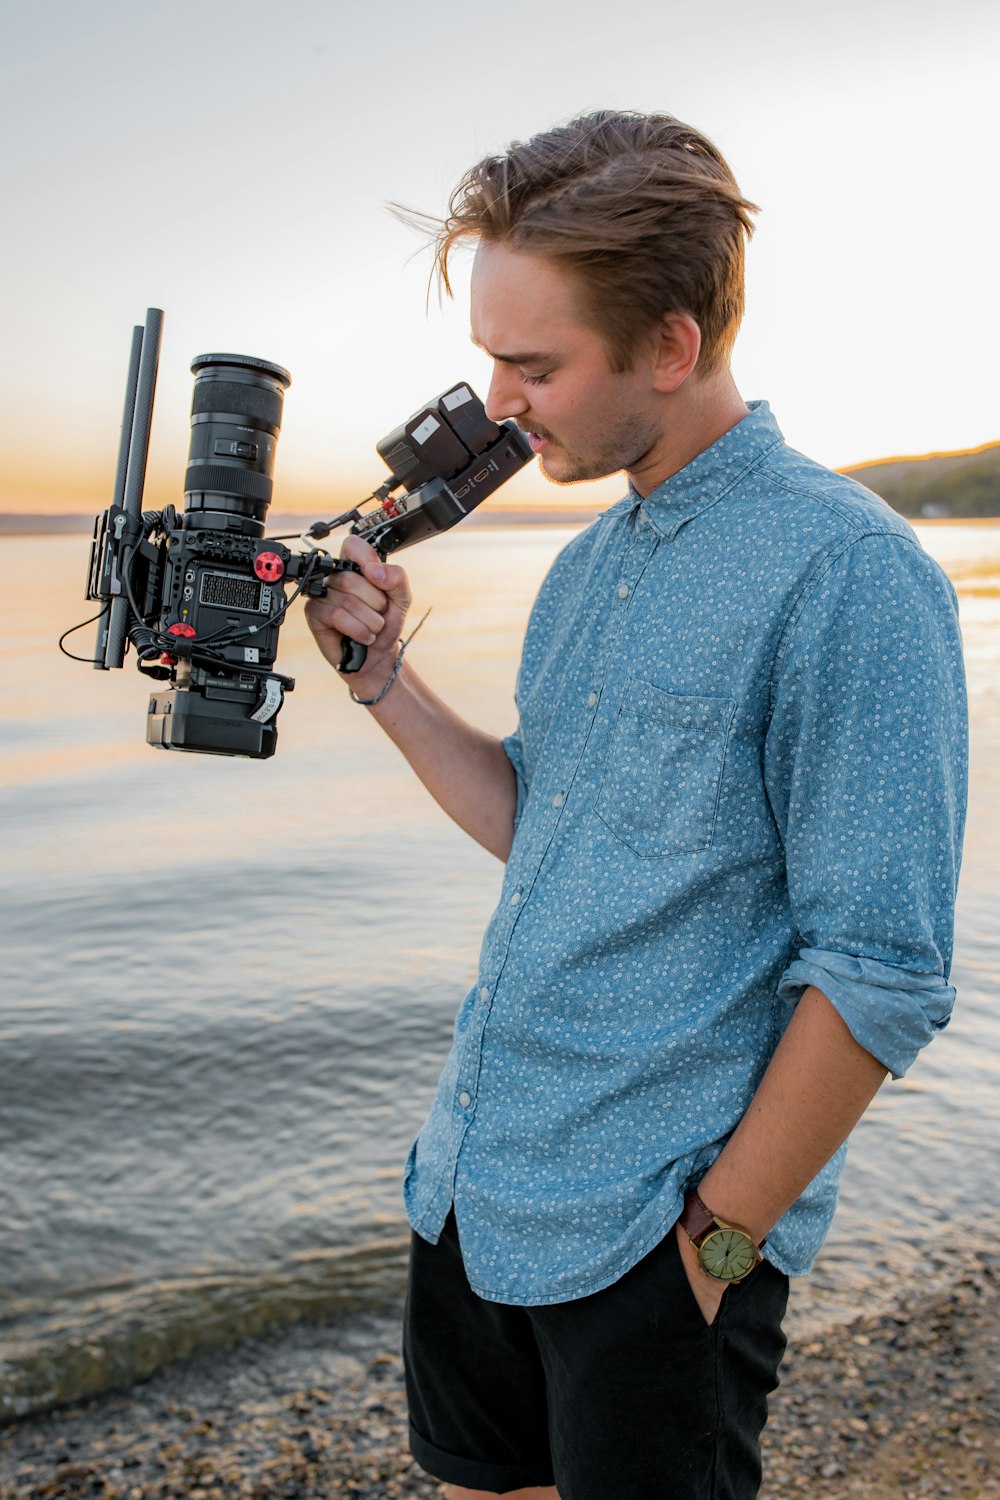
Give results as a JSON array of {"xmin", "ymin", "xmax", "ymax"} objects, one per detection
[{"xmin": 470, "ymin": 242, "xmax": 663, "ymax": 487}]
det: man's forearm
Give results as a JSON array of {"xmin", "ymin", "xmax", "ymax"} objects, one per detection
[
  {"xmin": 364, "ymin": 659, "xmax": 518, "ymax": 862},
  {"xmin": 303, "ymin": 538, "xmax": 519, "ymax": 862},
  {"xmin": 697, "ymin": 986, "xmax": 889, "ymax": 1243}
]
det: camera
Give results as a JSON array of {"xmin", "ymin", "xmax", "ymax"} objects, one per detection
[{"xmin": 79, "ymin": 309, "xmax": 532, "ymax": 759}]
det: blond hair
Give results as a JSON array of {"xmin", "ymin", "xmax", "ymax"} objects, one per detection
[{"xmin": 406, "ymin": 110, "xmax": 758, "ymax": 373}]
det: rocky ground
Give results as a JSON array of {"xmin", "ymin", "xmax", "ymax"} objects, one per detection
[{"xmin": 1, "ymin": 1253, "xmax": 996, "ymax": 1499}]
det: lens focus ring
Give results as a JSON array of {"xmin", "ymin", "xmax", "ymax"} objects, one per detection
[
  {"xmin": 184, "ymin": 464, "xmax": 273, "ymax": 505},
  {"xmin": 191, "ymin": 379, "xmax": 283, "ymax": 434}
]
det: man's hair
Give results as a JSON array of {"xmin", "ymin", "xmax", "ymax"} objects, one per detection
[{"xmin": 413, "ymin": 110, "xmax": 758, "ymax": 374}]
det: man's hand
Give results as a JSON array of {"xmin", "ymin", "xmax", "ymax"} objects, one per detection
[
  {"xmin": 674, "ymin": 1224, "xmax": 727, "ymax": 1327},
  {"xmin": 304, "ymin": 534, "xmax": 412, "ymax": 698}
]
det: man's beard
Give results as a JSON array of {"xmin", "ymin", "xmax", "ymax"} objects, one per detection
[{"xmin": 527, "ymin": 414, "xmax": 661, "ymax": 486}]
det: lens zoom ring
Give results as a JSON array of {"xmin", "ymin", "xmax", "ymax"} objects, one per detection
[
  {"xmin": 185, "ymin": 464, "xmax": 274, "ymax": 503},
  {"xmin": 191, "ymin": 380, "xmax": 283, "ymax": 432}
]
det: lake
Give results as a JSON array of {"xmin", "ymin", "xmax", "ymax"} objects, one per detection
[{"xmin": 1, "ymin": 520, "xmax": 997, "ymax": 1420}]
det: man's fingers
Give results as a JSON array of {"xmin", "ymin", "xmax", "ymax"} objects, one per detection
[
  {"xmin": 327, "ymin": 598, "xmax": 386, "ymax": 644},
  {"xmin": 339, "ymin": 535, "xmax": 412, "ymax": 612},
  {"xmin": 332, "ymin": 566, "xmax": 392, "ymax": 614},
  {"xmin": 340, "ymin": 533, "xmax": 387, "ymax": 581},
  {"xmin": 305, "ymin": 533, "xmax": 413, "ymax": 680},
  {"xmin": 305, "ymin": 592, "xmax": 379, "ymax": 642}
]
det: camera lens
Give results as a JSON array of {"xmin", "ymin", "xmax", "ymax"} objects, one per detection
[{"xmin": 185, "ymin": 353, "xmax": 292, "ymax": 532}]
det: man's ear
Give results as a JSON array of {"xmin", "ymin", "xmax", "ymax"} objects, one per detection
[{"xmin": 650, "ymin": 312, "xmax": 702, "ymax": 393}]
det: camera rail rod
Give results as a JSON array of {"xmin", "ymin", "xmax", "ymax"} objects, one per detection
[{"xmin": 98, "ymin": 307, "xmax": 163, "ymax": 670}]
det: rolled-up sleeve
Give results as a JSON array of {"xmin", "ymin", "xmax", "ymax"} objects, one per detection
[
  {"xmin": 502, "ymin": 726, "xmax": 529, "ymax": 832},
  {"xmin": 764, "ymin": 531, "xmax": 968, "ymax": 1078}
]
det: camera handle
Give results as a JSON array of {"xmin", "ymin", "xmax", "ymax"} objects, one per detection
[
  {"xmin": 335, "ymin": 543, "xmax": 387, "ymax": 675},
  {"xmin": 340, "ymin": 638, "xmax": 369, "ymax": 673}
]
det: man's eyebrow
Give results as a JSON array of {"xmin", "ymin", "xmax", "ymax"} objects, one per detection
[{"xmin": 470, "ymin": 335, "xmax": 557, "ymax": 365}]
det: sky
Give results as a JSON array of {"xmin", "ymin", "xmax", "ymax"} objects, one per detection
[{"xmin": 2, "ymin": 0, "xmax": 997, "ymax": 518}]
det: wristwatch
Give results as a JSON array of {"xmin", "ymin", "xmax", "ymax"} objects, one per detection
[{"xmin": 679, "ymin": 1189, "xmax": 764, "ymax": 1283}]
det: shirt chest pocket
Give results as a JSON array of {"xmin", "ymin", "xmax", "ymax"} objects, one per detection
[{"xmin": 595, "ymin": 679, "xmax": 736, "ymax": 857}]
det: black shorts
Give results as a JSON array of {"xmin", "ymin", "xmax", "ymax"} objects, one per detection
[{"xmin": 403, "ymin": 1211, "xmax": 789, "ymax": 1499}]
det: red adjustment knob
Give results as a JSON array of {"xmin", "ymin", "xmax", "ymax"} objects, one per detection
[
  {"xmin": 255, "ymin": 550, "xmax": 285, "ymax": 582},
  {"xmin": 161, "ymin": 621, "xmax": 197, "ymax": 665}
]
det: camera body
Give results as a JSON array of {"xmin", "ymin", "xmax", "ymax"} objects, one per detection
[
  {"xmin": 96, "ymin": 510, "xmax": 337, "ymax": 759},
  {"xmin": 84, "ymin": 311, "xmax": 532, "ymax": 759}
]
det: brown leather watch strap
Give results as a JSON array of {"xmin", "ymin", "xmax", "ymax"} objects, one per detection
[
  {"xmin": 679, "ymin": 1188, "xmax": 719, "ymax": 1245},
  {"xmin": 679, "ymin": 1188, "xmax": 766, "ymax": 1248}
]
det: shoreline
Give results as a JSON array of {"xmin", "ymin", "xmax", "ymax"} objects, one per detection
[{"xmin": 2, "ymin": 1251, "xmax": 996, "ymax": 1499}]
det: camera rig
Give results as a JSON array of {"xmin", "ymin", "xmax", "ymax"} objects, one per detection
[{"xmin": 80, "ymin": 308, "xmax": 532, "ymax": 759}]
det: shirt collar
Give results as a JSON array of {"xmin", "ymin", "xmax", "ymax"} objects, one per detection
[{"xmin": 631, "ymin": 401, "xmax": 784, "ymax": 536}]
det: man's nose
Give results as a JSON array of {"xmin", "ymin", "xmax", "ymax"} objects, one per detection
[{"xmin": 484, "ymin": 363, "xmax": 530, "ymax": 424}]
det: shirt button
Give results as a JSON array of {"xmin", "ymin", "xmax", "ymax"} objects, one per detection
[
  {"xmin": 509, "ymin": 890, "xmax": 521, "ymax": 906},
  {"xmin": 587, "ymin": 691, "xmax": 598, "ymax": 708},
  {"xmin": 552, "ymin": 792, "xmax": 565, "ymax": 808},
  {"xmin": 458, "ymin": 1091, "xmax": 472, "ymax": 1108},
  {"xmin": 617, "ymin": 583, "xmax": 630, "ymax": 599},
  {"xmin": 479, "ymin": 985, "xmax": 490, "ymax": 1002}
]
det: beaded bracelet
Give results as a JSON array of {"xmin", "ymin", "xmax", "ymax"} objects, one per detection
[{"xmin": 348, "ymin": 608, "xmax": 430, "ymax": 707}]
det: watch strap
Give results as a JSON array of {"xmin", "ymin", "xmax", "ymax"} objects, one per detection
[
  {"xmin": 679, "ymin": 1188, "xmax": 766, "ymax": 1249},
  {"xmin": 679, "ymin": 1188, "xmax": 718, "ymax": 1245}
]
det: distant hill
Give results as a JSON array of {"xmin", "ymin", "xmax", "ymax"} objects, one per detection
[{"xmin": 841, "ymin": 442, "xmax": 1000, "ymax": 519}]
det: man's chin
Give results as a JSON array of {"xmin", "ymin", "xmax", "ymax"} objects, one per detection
[
  {"xmin": 538, "ymin": 456, "xmax": 576, "ymax": 486},
  {"xmin": 538, "ymin": 453, "xmax": 619, "ymax": 486}
]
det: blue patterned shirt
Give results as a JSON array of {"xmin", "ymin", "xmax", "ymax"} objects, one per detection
[{"xmin": 403, "ymin": 403, "xmax": 967, "ymax": 1303}]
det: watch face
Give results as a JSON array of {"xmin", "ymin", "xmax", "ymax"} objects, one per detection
[{"xmin": 698, "ymin": 1227, "xmax": 757, "ymax": 1282}]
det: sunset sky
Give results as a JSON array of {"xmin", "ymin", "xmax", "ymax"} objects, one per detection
[{"xmin": 3, "ymin": 0, "xmax": 997, "ymax": 517}]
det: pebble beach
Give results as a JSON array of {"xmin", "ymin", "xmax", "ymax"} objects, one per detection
[{"xmin": 2, "ymin": 1248, "xmax": 996, "ymax": 1500}]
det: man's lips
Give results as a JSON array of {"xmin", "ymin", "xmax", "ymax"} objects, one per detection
[{"xmin": 525, "ymin": 431, "xmax": 552, "ymax": 453}]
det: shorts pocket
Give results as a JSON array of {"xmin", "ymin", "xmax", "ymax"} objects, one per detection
[{"xmin": 595, "ymin": 679, "xmax": 735, "ymax": 857}]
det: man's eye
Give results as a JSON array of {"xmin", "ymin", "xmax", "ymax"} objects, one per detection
[{"xmin": 521, "ymin": 372, "xmax": 550, "ymax": 386}]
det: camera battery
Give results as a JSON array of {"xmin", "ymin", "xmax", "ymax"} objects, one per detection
[
  {"xmin": 440, "ymin": 384, "xmax": 500, "ymax": 456},
  {"xmin": 378, "ymin": 405, "xmax": 468, "ymax": 490}
]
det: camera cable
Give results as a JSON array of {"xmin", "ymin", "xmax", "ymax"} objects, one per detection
[{"xmin": 58, "ymin": 605, "xmax": 110, "ymax": 664}]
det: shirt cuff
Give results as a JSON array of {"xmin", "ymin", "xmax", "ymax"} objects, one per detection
[{"xmin": 776, "ymin": 947, "xmax": 956, "ymax": 1079}]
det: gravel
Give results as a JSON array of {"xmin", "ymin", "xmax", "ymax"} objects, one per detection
[{"xmin": 2, "ymin": 1255, "xmax": 996, "ymax": 1499}]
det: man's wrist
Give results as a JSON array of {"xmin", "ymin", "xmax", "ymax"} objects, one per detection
[
  {"xmin": 694, "ymin": 1171, "xmax": 771, "ymax": 1247},
  {"xmin": 347, "ymin": 642, "xmax": 405, "ymax": 706},
  {"xmin": 680, "ymin": 1188, "xmax": 764, "ymax": 1284},
  {"xmin": 683, "ymin": 1187, "xmax": 764, "ymax": 1244},
  {"xmin": 338, "ymin": 638, "xmax": 400, "ymax": 696}
]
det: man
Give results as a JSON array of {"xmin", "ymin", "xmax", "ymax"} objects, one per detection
[{"xmin": 306, "ymin": 111, "xmax": 967, "ymax": 1500}]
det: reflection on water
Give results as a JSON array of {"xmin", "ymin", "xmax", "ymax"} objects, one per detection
[{"xmin": 1, "ymin": 522, "xmax": 998, "ymax": 1416}]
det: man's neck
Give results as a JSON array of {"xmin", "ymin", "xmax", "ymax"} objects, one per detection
[{"xmin": 627, "ymin": 372, "xmax": 750, "ymax": 498}]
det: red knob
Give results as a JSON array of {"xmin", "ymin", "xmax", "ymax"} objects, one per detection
[
  {"xmin": 161, "ymin": 621, "xmax": 197, "ymax": 663},
  {"xmin": 255, "ymin": 550, "xmax": 285, "ymax": 582}
]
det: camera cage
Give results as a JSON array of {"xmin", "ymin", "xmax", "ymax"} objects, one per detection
[{"xmin": 77, "ymin": 308, "xmax": 533, "ymax": 759}]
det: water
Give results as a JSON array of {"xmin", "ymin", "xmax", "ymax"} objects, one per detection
[{"xmin": 2, "ymin": 522, "xmax": 998, "ymax": 1421}]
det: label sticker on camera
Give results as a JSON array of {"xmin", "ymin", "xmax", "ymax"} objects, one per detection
[
  {"xmin": 250, "ymin": 677, "xmax": 284, "ymax": 724},
  {"xmin": 412, "ymin": 415, "xmax": 441, "ymax": 445},
  {"xmin": 443, "ymin": 386, "xmax": 473, "ymax": 410}
]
